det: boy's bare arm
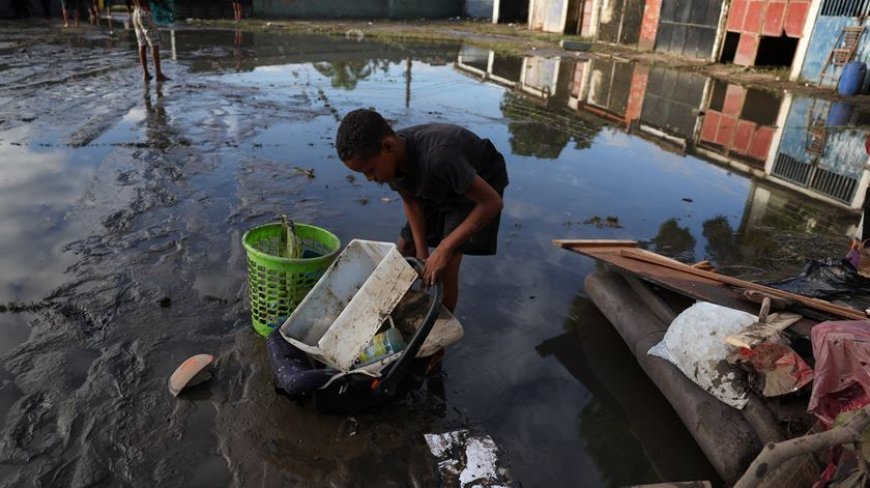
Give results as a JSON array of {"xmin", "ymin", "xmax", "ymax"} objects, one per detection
[
  {"xmin": 423, "ymin": 175, "xmax": 503, "ymax": 283},
  {"xmin": 398, "ymin": 189, "xmax": 429, "ymax": 259}
]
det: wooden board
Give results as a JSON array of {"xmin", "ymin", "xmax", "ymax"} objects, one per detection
[{"xmin": 554, "ymin": 239, "xmax": 867, "ymax": 335}]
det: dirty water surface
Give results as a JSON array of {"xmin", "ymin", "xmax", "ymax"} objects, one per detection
[{"xmin": 1, "ymin": 19, "xmax": 869, "ymax": 487}]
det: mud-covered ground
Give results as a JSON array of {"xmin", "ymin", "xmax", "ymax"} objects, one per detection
[{"xmin": 0, "ymin": 17, "xmax": 866, "ymax": 488}]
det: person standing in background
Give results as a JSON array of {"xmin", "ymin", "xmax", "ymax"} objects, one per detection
[
  {"xmin": 232, "ymin": 1, "xmax": 242, "ymax": 22},
  {"xmin": 61, "ymin": 0, "xmax": 82, "ymax": 27},
  {"xmin": 131, "ymin": 0, "xmax": 168, "ymax": 82}
]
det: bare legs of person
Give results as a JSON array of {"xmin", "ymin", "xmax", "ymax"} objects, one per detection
[
  {"xmin": 62, "ymin": 7, "xmax": 80, "ymax": 27},
  {"xmin": 232, "ymin": 2, "xmax": 242, "ymax": 22},
  {"xmin": 139, "ymin": 45, "xmax": 168, "ymax": 82},
  {"xmin": 89, "ymin": 2, "xmax": 99, "ymax": 25}
]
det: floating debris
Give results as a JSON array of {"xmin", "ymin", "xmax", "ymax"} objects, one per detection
[
  {"xmin": 582, "ymin": 215, "xmax": 623, "ymax": 228},
  {"xmin": 293, "ymin": 167, "xmax": 316, "ymax": 179}
]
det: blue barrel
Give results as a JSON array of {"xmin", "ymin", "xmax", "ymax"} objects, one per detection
[
  {"xmin": 827, "ymin": 101, "xmax": 855, "ymax": 127},
  {"xmin": 838, "ymin": 61, "xmax": 867, "ymax": 96}
]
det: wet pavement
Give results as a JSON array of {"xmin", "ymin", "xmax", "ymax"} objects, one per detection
[{"xmin": 1, "ymin": 18, "xmax": 869, "ymax": 487}]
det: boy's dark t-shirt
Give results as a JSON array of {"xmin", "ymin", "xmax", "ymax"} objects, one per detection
[{"xmin": 391, "ymin": 124, "xmax": 508, "ymax": 207}]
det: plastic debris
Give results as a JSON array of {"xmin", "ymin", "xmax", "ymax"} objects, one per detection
[
  {"xmin": 730, "ymin": 343, "xmax": 814, "ymax": 397},
  {"xmin": 168, "ymin": 354, "xmax": 215, "ymax": 397}
]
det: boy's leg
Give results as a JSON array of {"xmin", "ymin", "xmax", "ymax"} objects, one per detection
[
  {"xmin": 152, "ymin": 47, "xmax": 167, "ymax": 81},
  {"xmin": 139, "ymin": 45, "xmax": 150, "ymax": 80},
  {"xmin": 441, "ymin": 253, "xmax": 462, "ymax": 313},
  {"xmin": 62, "ymin": 7, "xmax": 69, "ymax": 27},
  {"xmin": 396, "ymin": 236, "xmax": 415, "ymax": 257}
]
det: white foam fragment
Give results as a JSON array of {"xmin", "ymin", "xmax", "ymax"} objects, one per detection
[
  {"xmin": 459, "ymin": 435, "xmax": 500, "ymax": 486},
  {"xmin": 424, "ymin": 430, "xmax": 505, "ymax": 487}
]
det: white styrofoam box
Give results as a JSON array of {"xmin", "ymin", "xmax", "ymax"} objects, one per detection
[{"xmin": 280, "ymin": 239, "xmax": 419, "ymax": 371}]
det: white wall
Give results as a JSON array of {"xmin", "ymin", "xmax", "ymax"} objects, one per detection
[{"xmin": 466, "ymin": 0, "xmax": 495, "ymax": 18}]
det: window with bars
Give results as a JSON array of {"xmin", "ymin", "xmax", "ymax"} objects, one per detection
[{"xmin": 821, "ymin": 0, "xmax": 870, "ymax": 17}]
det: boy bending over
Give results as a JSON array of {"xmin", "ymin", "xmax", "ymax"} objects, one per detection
[{"xmin": 336, "ymin": 109, "xmax": 508, "ymax": 312}]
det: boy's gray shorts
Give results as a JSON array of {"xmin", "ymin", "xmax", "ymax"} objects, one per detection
[{"xmin": 400, "ymin": 198, "xmax": 502, "ymax": 256}]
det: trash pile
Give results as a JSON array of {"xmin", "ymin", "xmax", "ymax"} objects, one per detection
[{"xmin": 645, "ymin": 241, "xmax": 870, "ymax": 486}]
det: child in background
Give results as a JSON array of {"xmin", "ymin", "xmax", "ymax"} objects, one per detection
[
  {"xmin": 61, "ymin": 0, "xmax": 82, "ymax": 27},
  {"xmin": 232, "ymin": 1, "xmax": 242, "ymax": 22},
  {"xmin": 131, "ymin": 0, "xmax": 168, "ymax": 82}
]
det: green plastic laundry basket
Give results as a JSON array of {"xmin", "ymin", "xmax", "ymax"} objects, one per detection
[{"xmin": 242, "ymin": 222, "xmax": 341, "ymax": 337}]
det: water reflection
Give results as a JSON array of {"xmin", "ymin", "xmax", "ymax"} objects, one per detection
[
  {"xmin": 142, "ymin": 83, "xmax": 171, "ymax": 150},
  {"xmin": 456, "ymin": 46, "xmax": 870, "ymax": 275},
  {"xmin": 313, "ymin": 60, "xmax": 376, "ymax": 90},
  {"xmin": 536, "ymin": 296, "xmax": 719, "ymax": 485}
]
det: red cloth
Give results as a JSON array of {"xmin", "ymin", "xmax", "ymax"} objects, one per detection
[
  {"xmin": 742, "ymin": 343, "xmax": 813, "ymax": 396},
  {"xmin": 809, "ymin": 320, "xmax": 870, "ymax": 425}
]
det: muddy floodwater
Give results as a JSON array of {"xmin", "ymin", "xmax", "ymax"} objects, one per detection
[{"xmin": 1, "ymin": 18, "xmax": 869, "ymax": 487}]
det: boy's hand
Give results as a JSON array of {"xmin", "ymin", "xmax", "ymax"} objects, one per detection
[{"xmin": 422, "ymin": 247, "xmax": 450, "ymax": 287}]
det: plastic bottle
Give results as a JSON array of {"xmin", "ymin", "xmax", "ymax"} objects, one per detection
[{"xmin": 356, "ymin": 328, "xmax": 406, "ymax": 366}]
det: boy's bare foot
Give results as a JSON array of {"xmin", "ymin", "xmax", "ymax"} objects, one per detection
[{"xmin": 156, "ymin": 74, "xmax": 169, "ymax": 82}]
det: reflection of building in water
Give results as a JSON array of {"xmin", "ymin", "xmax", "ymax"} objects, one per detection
[
  {"xmin": 638, "ymin": 66, "xmax": 707, "ymax": 149},
  {"xmin": 455, "ymin": 46, "xmax": 604, "ymax": 158},
  {"xmin": 180, "ymin": 30, "xmax": 457, "ymax": 75},
  {"xmin": 462, "ymin": 48, "xmax": 870, "ymax": 212},
  {"xmin": 571, "ymin": 58, "xmax": 637, "ymax": 125},
  {"xmin": 570, "ymin": 56, "xmax": 870, "ymax": 211},
  {"xmin": 767, "ymin": 95, "xmax": 870, "ymax": 208},
  {"xmin": 570, "ymin": 58, "xmax": 707, "ymax": 152},
  {"xmin": 455, "ymin": 45, "xmax": 561, "ymax": 99},
  {"xmin": 740, "ymin": 178, "xmax": 860, "ymax": 247},
  {"xmin": 696, "ymin": 80, "xmax": 782, "ymax": 167},
  {"xmin": 535, "ymin": 296, "xmax": 719, "ymax": 485}
]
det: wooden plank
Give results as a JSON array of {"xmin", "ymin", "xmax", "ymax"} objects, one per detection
[
  {"xmin": 552, "ymin": 239, "xmax": 638, "ymax": 248},
  {"xmin": 624, "ymin": 275, "xmax": 677, "ymax": 323},
  {"xmin": 619, "ymin": 248, "xmax": 866, "ymax": 320},
  {"xmin": 725, "ymin": 312, "xmax": 803, "ymax": 349},
  {"xmin": 557, "ymin": 240, "xmax": 864, "ymax": 336}
]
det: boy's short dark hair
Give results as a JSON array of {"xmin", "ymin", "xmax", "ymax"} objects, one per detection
[{"xmin": 335, "ymin": 109, "xmax": 395, "ymax": 162}]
